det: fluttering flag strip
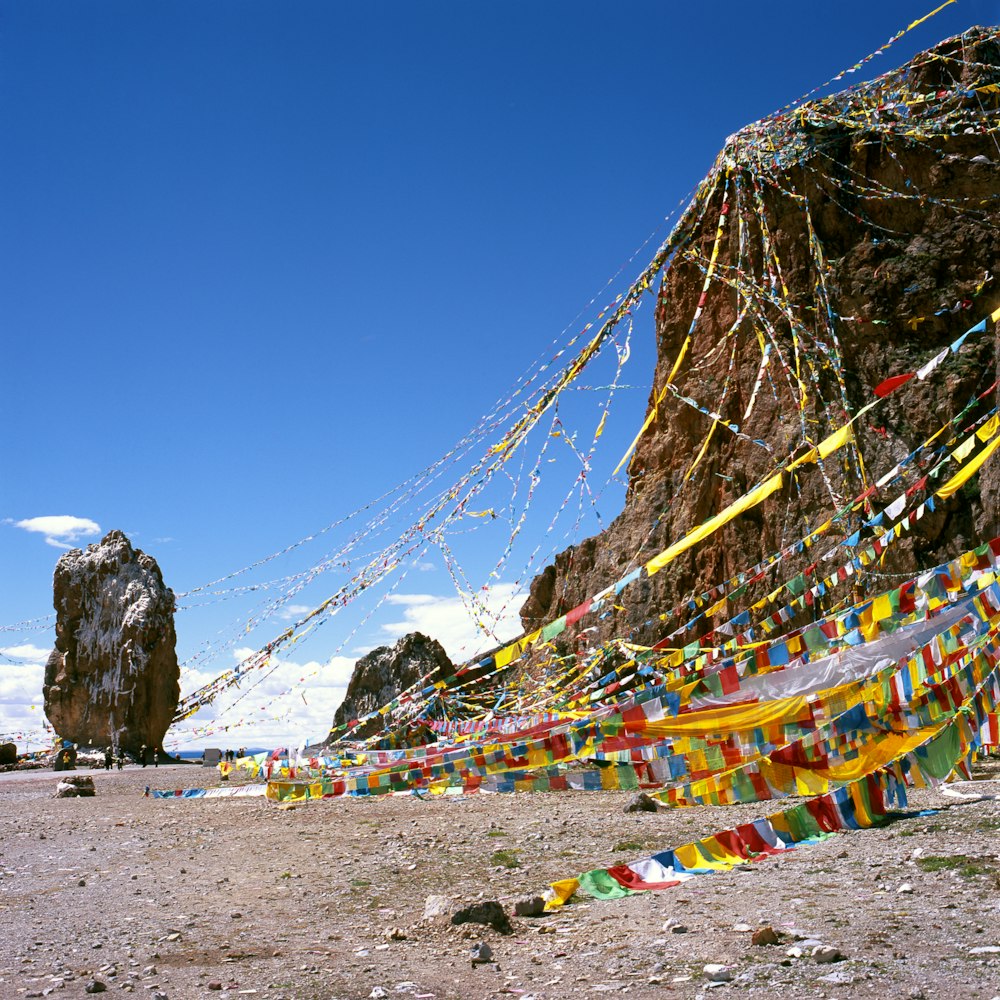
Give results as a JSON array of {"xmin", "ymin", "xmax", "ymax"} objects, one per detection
[
  {"xmin": 546, "ymin": 641, "xmax": 1000, "ymax": 907},
  {"xmin": 209, "ymin": 554, "xmax": 1000, "ymax": 805},
  {"xmin": 137, "ymin": 11, "xmax": 1000, "ymax": 755},
  {"xmin": 103, "ymin": 1, "xmax": 944, "ymax": 741},
  {"xmin": 137, "ymin": 15, "xmax": 1000, "ymax": 925}
]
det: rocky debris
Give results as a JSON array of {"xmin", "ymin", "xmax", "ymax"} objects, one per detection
[
  {"xmin": 663, "ymin": 918, "xmax": 688, "ymax": 934},
  {"xmin": 623, "ymin": 791, "xmax": 660, "ymax": 813},
  {"xmin": 450, "ymin": 900, "xmax": 513, "ymax": 935},
  {"xmin": 43, "ymin": 530, "xmax": 179, "ymax": 756},
  {"xmin": 513, "ymin": 895, "xmax": 546, "ymax": 917},
  {"xmin": 332, "ymin": 633, "xmax": 454, "ymax": 739},
  {"xmin": 5, "ymin": 762, "xmax": 1000, "ymax": 999},
  {"xmin": 422, "ymin": 894, "xmax": 453, "ymax": 923},
  {"xmin": 55, "ymin": 775, "xmax": 95, "ymax": 798},
  {"xmin": 520, "ymin": 27, "xmax": 1000, "ymax": 654},
  {"xmin": 384, "ymin": 927, "xmax": 407, "ymax": 941},
  {"xmin": 470, "ymin": 942, "xmax": 493, "ymax": 966}
]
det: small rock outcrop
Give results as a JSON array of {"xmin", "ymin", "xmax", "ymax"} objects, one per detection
[
  {"xmin": 451, "ymin": 900, "xmax": 513, "ymax": 935},
  {"xmin": 43, "ymin": 530, "xmax": 179, "ymax": 756},
  {"xmin": 332, "ymin": 632, "xmax": 454, "ymax": 738},
  {"xmin": 55, "ymin": 775, "xmax": 95, "ymax": 798},
  {"xmin": 0, "ymin": 743, "xmax": 16, "ymax": 766}
]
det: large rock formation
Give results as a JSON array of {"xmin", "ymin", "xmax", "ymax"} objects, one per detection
[
  {"xmin": 333, "ymin": 632, "xmax": 454, "ymax": 739},
  {"xmin": 521, "ymin": 27, "xmax": 1000, "ymax": 653},
  {"xmin": 43, "ymin": 530, "xmax": 179, "ymax": 755}
]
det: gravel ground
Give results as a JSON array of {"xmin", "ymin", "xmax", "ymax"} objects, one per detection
[{"xmin": 3, "ymin": 763, "xmax": 1000, "ymax": 999}]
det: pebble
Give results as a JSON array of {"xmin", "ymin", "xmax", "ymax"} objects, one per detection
[
  {"xmin": 752, "ymin": 926, "xmax": 779, "ymax": 946},
  {"xmin": 898, "ymin": 883, "xmax": 914, "ymax": 894},
  {"xmin": 969, "ymin": 945, "xmax": 1000, "ymax": 954},
  {"xmin": 812, "ymin": 945, "xmax": 843, "ymax": 964},
  {"xmin": 471, "ymin": 942, "xmax": 493, "ymax": 966},
  {"xmin": 732, "ymin": 923, "xmax": 752, "ymax": 932},
  {"xmin": 422, "ymin": 895, "xmax": 452, "ymax": 922},
  {"xmin": 514, "ymin": 895, "xmax": 546, "ymax": 917},
  {"xmin": 84, "ymin": 983, "xmax": 107, "ymax": 995},
  {"xmin": 624, "ymin": 791, "xmax": 660, "ymax": 813},
  {"xmin": 166, "ymin": 932, "xmax": 181, "ymax": 942},
  {"xmin": 703, "ymin": 964, "xmax": 732, "ymax": 983},
  {"xmin": 819, "ymin": 969, "xmax": 855, "ymax": 985}
]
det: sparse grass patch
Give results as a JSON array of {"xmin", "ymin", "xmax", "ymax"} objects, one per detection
[
  {"xmin": 613, "ymin": 839, "xmax": 647, "ymax": 853},
  {"xmin": 487, "ymin": 830, "xmax": 508, "ymax": 837},
  {"xmin": 491, "ymin": 848, "xmax": 521, "ymax": 869},
  {"xmin": 916, "ymin": 855, "xmax": 993, "ymax": 877}
]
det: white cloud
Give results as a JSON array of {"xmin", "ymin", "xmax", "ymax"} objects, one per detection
[
  {"xmin": 12, "ymin": 515, "xmax": 101, "ymax": 549},
  {"xmin": 379, "ymin": 583, "xmax": 524, "ymax": 662},
  {"xmin": 0, "ymin": 643, "xmax": 50, "ymax": 747},
  {"xmin": 168, "ymin": 647, "xmax": 358, "ymax": 751},
  {"xmin": 385, "ymin": 594, "xmax": 438, "ymax": 607},
  {"xmin": 279, "ymin": 604, "xmax": 313, "ymax": 621}
]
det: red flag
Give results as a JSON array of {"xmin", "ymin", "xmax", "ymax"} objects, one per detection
[{"xmin": 874, "ymin": 372, "xmax": 915, "ymax": 397}]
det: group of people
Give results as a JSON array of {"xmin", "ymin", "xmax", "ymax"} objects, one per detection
[
  {"xmin": 137, "ymin": 745, "xmax": 162, "ymax": 767},
  {"xmin": 102, "ymin": 746, "xmax": 124, "ymax": 771},
  {"xmin": 222, "ymin": 747, "xmax": 244, "ymax": 762}
]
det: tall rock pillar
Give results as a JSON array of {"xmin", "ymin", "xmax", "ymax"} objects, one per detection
[{"xmin": 43, "ymin": 529, "xmax": 180, "ymax": 755}]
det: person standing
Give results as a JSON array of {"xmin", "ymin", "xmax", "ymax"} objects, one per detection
[
  {"xmin": 153, "ymin": 748, "xmax": 160, "ymax": 767},
  {"xmin": 140, "ymin": 744, "xmax": 148, "ymax": 767},
  {"xmin": 104, "ymin": 746, "xmax": 112, "ymax": 771}
]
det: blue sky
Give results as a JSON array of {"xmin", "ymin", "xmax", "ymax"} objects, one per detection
[{"xmin": 3, "ymin": 0, "xmax": 998, "ymax": 749}]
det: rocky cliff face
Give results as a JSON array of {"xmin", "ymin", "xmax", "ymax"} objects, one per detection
[
  {"xmin": 333, "ymin": 632, "xmax": 453, "ymax": 739},
  {"xmin": 43, "ymin": 530, "xmax": 179, "ymax": 754},
  {"xmin": 521, "ymin": 27, "xmax": 1000, "ymax": 653}
]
